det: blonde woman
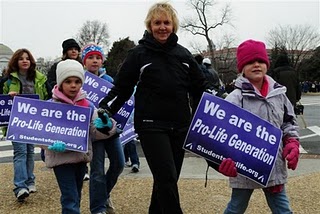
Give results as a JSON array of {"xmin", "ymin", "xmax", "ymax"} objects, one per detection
[{"xmin": 99, "ymin": 2, "xmax": 211, "ymax": 213}]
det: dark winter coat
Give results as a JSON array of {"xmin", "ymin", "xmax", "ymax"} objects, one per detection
[
  {"xmin": 102, "ymin": 31, "xmax": 210, "ymax": 132},
  {"xmin": 273, "ymin": 65, "xmax": 301, "ymax": 107},
  {"xmin": 203, "ymin": 64, "xmax": 220, "ymax": 90},
  {"xmin": 47, "ymin": 58, "xmax": 83, "ymax": 88},
  {"xmin": 47, "ymin": 62, "xmax": 59, "ymax": 88}
]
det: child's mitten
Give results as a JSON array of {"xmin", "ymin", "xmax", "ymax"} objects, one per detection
[
  {"xmin": 282, "ymin": 137, "xmax": 300, "ymax": 170},
  {"xmin": 219, "ymin": 158, "xmax": 238, "ymax": 177},
  {"xmin": 48, "ymin": 141, "xmax": 66, "ymax": 152},
  {"xmin": 94, "ymin": 110, "xmax": 113, "ymax": 135}
]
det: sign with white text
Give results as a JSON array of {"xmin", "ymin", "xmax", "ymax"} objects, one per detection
[
  {"xmin": 82, "ymin": 72, "xmax": 134, "ymax": 130},
  {"xmin": 184, "ymin": 92, "xmax": 282, "ymax": 186},
  {"xmin": 119, "ymin": 122, "xmax": 137, "ymax": 146},
  {"xmin": 119, "ymin": 110, "xmax": 137, "ymax": 145},
  {"xmin": 7, "ymin": 97, "xmax": 91, "ymax": 153},
  {"xmin": 0, "ymin": 94, "xmax": 39, "ymax": 127}
]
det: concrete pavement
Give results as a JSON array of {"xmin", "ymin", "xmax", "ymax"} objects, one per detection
[
  {"xmin": 120, "ymin": 151, "xmax": 320, "ymax": 180},
  {"xmin": 120, "ymin": 156, "xmax": 320, "ymax": 180}
]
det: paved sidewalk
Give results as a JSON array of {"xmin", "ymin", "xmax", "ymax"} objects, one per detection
[{"xmin": 120, "ymin": 155, "xmax": 320, "ymax": 180}]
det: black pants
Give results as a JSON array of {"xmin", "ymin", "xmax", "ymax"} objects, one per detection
[{"xmin": 138, "ymin": 128, "xmax": 186, "ymax": 214}]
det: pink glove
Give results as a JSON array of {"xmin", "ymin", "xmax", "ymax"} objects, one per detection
[
  {"xmin": 219, "ymin": 158, "xmax": 238, "ymax": 177},
  {"xmin": 282, "ymin": 137, "xmax": 300, "ymax": 170}
]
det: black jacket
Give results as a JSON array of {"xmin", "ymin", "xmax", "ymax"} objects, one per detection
[
  {"xmin": 203, "ymin": 64, "xmax": 220, "ymax": 90},
  {"xmin": 273, "ymin": 65, "xmax": 301, "ymax": 107},
  {"xmin": 47, "ymin": 58, "xmax": 83, "ymax": 88},
  {"xmin": 47, "ymin": 62, "xmax": 59, "ymax": 88},
  {"xmin": 102, "ymin": 31, "xmax": 209, "ymax": 131}
]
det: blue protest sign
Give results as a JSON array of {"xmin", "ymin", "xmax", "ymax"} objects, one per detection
[
  {"xmin": 82, "ymin": 72, "xmax": 134, "ymax": 130},
  {"xmin": 0, "ymin": 94, "xmax": 39, "ymax": 127},
  {"xmin": 184, "ymin": 92, "xmax": 282, "ymax": 186},
  {"xmin": 119, "ymin": 110, "xmax": 137, "ymax": 145},
  {"xmin": 119, "ymin": 122, "xmax": 137, "ymax": 146},
  {"xmin": 6, "ymin": 97, "xmax": 91, "ymax": 153}
]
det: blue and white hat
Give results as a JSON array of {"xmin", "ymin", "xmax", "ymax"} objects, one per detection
[{"xmin": 81, "ymin": 43, "xmax": 105, "ymax": 64}]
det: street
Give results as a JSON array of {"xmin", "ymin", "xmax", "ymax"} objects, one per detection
[{"xmin": 297, "ymin": 93, "xmax": 320, "ymax": 154}]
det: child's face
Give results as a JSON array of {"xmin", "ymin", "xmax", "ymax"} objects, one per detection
[
  {"xmin": 18, "ymin": 52, "xmax": 31, "ymax": 72},
  {"xmin": 85, "ymin": 54, "xmax": 103, "ymax": 74},
  {"xmin": 61, "ymin": 76, "xmax": 82, "ymax": 99},
  {"xmin": 242, "ymin": 60, "xmax": 267, "ymax": 84}
]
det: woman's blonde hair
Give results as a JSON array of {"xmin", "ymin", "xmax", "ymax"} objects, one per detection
[{"xmin": 144, "ymin": 2, "xmax": 179, "ymax": 34}]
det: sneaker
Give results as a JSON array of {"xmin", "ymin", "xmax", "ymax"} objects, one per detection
[
  {"xmin": 28, "ymin": 185, "xmax": 37, "ymax": 193},
  {"xmin": 17, "ymin": 189, "xmax": 29, "ymax": 202},
  {"xmin": 83, "ymin": 173, "xmax": 90, "ymax": 181},
  {"xmin": 106, "ymin": 198, "xmax": 115, "ymax": 214},
  {"xmin": 131, "ymin": 164, "xmax": 139, "ymax": 173},
  {"xmin": 124, "ymin": 161, "xmax": 131, "ymax": 168}
]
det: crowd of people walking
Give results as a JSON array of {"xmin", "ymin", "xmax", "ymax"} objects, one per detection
[{"xmin": 0, "ymin": 1, "xmax": 304, "ymax": 214}]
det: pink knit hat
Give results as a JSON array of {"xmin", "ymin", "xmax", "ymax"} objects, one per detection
[{"xmin": 237, "ymin": 39, "xmax": 270, "ymax": 72}]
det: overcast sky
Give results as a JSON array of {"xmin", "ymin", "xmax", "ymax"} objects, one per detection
[{"xmin": 1, "ymin": 0, "xmax": 319, "ymax": 60}]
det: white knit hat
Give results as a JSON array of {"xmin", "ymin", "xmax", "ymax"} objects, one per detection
[
  {"xmin": 202, "ymin": 58, "xmax": 211, "ymax": 65},
  {"xmin": 56, "ymin": 59, "xmax": 84, "ymax": 87}
]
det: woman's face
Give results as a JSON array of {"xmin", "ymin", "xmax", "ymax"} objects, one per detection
[
  {"xmin": 150, "ymin": 12, "xmax": 173, "ymax": 44},
  {"xmin": 18, "ymin": 52, "xmax": 31, "ymax": 72},
  {"xmin": 66, "ymin": 47, "xmax": 79, "ymax": 59}
]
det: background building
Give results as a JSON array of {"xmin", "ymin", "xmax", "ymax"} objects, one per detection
[{"xmin": 0, "ymin": 43, "xmax": 13, "ymax": 76}]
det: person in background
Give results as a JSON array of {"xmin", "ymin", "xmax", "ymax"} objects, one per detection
[
  {"xmin": 43, "ymin": 59, "xmax": 117, "ymax": 214},
  {"xmin": 195, "ymin": 54, "xmax": 224, "ymax": 97},
  {"xmin": 81, "ymin": 43, "xmax": 124, "ymax": 214},
  {"xmin": 122, "ymin": 109, "xmax": 140, "ymax": 173},
  {"xmin": 194, "ymin": 55, "xmax": 216, "ymax": 88},
  {"xmin": 194, "ymin": 54, "xmax": 207, "ymax": 71},
  {"xmin": 273, "ymin": 53, "xmax": 301, "ymax": 111},
  {"xmin": 202, "ymin": 57, "xmax": 220, "ymax": 91},
  {"xmin": 216, "ymin": 39, "xmax": 300, "ymax": 213},
  {"xmin": 0, "ymin": 48, "xmax": 52, "ymax": 202},
  {"xmin": 98, "ymin": 2, "xmax": 212, "ymax": 213},
  {"xmin": 225, "ymin": 80, "xmax": 236, "ymax": 94},
  {"xmin": 0, "ymin": 68, "xmax": 8, "ymax": 140},
  {"xmin": 123, "ymin": 139, "xmax": 140, "ymax": 173},
  {"xmin": 47, "ymin": 38, "xmax": 82, "ymax": 88},
  {"xmin": 1, "ymin": 68, "xmax": 7, "ymax": 78}
]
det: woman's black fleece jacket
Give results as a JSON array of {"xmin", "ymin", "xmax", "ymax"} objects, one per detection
[{"xmin": 100, "ymin": 31, "xmax": 211, "ymax": 132}]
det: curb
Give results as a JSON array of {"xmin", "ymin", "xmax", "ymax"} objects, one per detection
[{"xmin": 300, "ymin": 154, "xmax": 320, "ymax": 159}]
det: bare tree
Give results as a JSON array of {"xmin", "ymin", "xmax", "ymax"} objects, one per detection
[
  {"xmin": 214, "ymin": 33, "xmax": 236, "ymax": 68},
  {"xmin": 213, "ymin": 33, "xmax": 237, "ymax": 83},
  {"xmin": 76, "ymin": 20, "xmax": 110, "ymax": 51},
  {"xmin": 267, "ymin": 24, "xmax": 320, "ymax": 70},
  {"xmin": 188, "ymin": 40, "xmax": 205, "ymax": 55},
  {"xmin": 180, "ymin": 0, "xmax": 232, "ymax": 67}
]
